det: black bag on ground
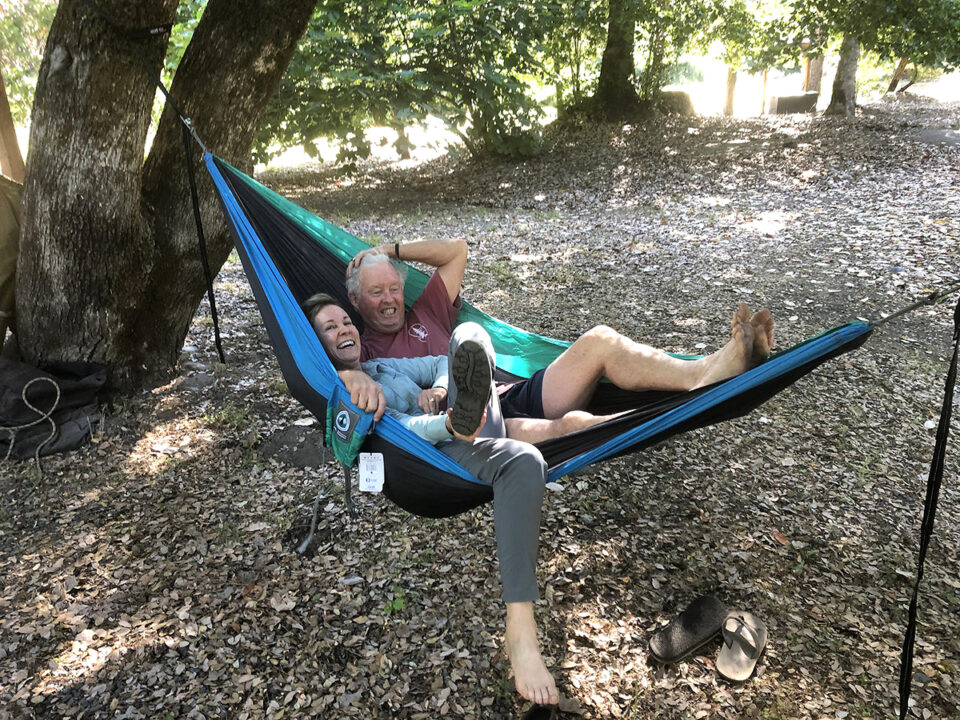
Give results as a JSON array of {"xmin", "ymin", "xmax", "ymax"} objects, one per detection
[{"xmin": 0, "ymin": 357, "xmax": 106, "ymax": 459}]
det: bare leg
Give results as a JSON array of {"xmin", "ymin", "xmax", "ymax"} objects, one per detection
[
  {"xmin": 505, "ymin": 602, "xmax": 559, "ymax": 706},
  {"xmin": 506, "ymin": 410, "xmax": 620, "ymax": 444},
  {"xmin": 540, "ymin": 304, "xmax": 758, "ymax": 418}
]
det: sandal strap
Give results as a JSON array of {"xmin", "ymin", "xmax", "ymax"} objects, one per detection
[{"xmin": 722, "ymin": 615, "xmax": 761, "ymax": 658}]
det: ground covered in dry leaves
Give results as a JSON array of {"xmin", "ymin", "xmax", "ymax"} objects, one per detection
[{"xmin": 3, "ymin": 93, "xmax": 960, "ymax": 719}]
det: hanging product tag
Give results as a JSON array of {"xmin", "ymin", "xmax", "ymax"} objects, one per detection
[{"xmin": 358, "ymin": 453, "xmax": 385, "ymax": 493}]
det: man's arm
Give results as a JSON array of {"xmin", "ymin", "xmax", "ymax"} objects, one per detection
[{"xmin": 348, "ymin": 239, "xmax": 468, "ymax": 305}]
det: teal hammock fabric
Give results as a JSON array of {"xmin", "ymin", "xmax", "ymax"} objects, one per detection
[{"xmin": 204, "ymin": 153, "xmax": 873, "ymax": 518}]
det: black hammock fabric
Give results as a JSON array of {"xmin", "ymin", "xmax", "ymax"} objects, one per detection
[{"xmin": 204, "ymin": 154, "xmax": 873, "ymax": 518}]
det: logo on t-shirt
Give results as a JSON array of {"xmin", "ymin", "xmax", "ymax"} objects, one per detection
[{"xmin": 409, "ymin": 323, "xmax": 429, "ymax": 342}]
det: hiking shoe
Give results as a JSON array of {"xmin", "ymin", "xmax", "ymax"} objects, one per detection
[{"xmin": 450, "ymin": 340, "xmax": 492, "ymax": 436}]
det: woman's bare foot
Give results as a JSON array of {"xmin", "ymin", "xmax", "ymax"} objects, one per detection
[
  {"xmin": 750, "ymin": 308, "xmax": 774, "ymax": 362},
  {"xmin": 695, "ymin": 303, "xmax": 755, "ymax": 388},
  {"xmin": 505, "ymin": 603, "xmax": 559, "ymax": 706}
]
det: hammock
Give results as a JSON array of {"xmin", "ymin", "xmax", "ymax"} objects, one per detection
[{"xmin": 204, "ymin": 154, "xmax": 873, "ymax": 518}]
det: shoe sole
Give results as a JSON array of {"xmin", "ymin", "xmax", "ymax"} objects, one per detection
[{"xmin": 450, "ymin": 340, "xmax": 492, "ymax": 436}]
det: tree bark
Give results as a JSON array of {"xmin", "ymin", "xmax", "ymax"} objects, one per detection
[
  {"xmin": 887, "ymin": 56, "xmax": 910, "ymax": 92},
  {"xmin": 825, "ymin": 35, "xmax": 859, "ymax": 117},
  {"xmin": 595, "ymin": 0, "xmax": 638, "ymax": 117},
  {"xmin": 18, "ymin": 0, "xmax": 317, "ymax": 391},
  {"xmin": 0, "ymin": 71, "xmax": 26, "ymax": 182},
  {"xmin": 724, "ymin": 67, "xmax": 737, "ymax": 116}
]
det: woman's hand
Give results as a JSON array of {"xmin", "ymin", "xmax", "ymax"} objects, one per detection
[
  {"xmin": 417, "ymin": 387, "xmax": 447, "ymax": 415},
  {"xmin": 338, "ymin": 369, "xmax": 386, "ymax": 421}
]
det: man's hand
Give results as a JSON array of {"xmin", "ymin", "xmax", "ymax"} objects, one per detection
[
  {"xmin": 417, "ymin": 387, "xmax": 447, "ymax": 415},
  {"xmin": 445, "ymin": 408, "xmax": 487, "ymax": 443},
  {"xmin": 338, "ymin": 369, "xmax": 386, "ymax": 421},
  {"xmin": 347, "ymin": 246, "xmax": 390, "ymax": 272}
]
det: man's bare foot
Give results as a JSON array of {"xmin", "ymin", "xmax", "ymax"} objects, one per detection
[
  {"xmin": 695, "ymin": 303, "xmax": 755, "ymax": 388},
  {"xmin": 505, "ymin": 603, "xmax": 559, "ymax": 706},
  {"xmin": 750, "ymin": 309, "xmax": 774, "ymax": 362}
]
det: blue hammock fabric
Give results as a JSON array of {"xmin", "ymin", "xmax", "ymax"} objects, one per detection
[{"xmin": 204, "ymin": 153, "xmax": 873, "ymax": 518}]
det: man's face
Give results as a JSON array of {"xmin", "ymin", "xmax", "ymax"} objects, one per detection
[
  {"xmin": 312, "ymin": 304, "xmax": 362, "ymax": 370},
  {"xmin": 352, "ymin": 262, "xmax": 405, "ymax": 334}
]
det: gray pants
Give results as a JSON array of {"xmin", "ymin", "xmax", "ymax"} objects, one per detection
[{"xmin": 440, "ymin": 322, "xmax": 546, "ymax": 603}]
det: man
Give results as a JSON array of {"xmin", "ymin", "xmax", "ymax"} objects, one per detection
[
  {"xmin": 343, "ymin": 240, "xmax": 774, "ymax": 440},
  {"xmin": 339, "ymin": 239, "xmax": 774, "ymax": 705}
]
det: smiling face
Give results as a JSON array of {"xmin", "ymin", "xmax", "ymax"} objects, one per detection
[
  {"xmin": 311, "ymin": 304, "xmax": 362, "ymax": 370},
  {"xmin": 351, "ymin": 261, "xmax": 405, "ymax": 335}
]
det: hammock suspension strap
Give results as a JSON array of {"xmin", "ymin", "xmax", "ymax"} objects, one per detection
[
  {"xmin": 182, "ymin": 124, "xmax": 225, "ymax": 363},
  {"xmin": 898, "ymin": 293, "xmax": 960, "ymax": 718}
]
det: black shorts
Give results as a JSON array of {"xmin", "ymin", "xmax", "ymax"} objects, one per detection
[{"xmin": 497, "ymin": 368, "xmax": 546, "ymax": 419}]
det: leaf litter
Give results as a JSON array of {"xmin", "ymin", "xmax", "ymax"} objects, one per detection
[{"xmin": 2, "ymin": 93, "xmax": 959, "ymax": 719}]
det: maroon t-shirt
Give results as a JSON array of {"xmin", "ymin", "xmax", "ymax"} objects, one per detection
[{"xmin": 360, "ymin": 272, "xmax": 460, "ymax": 361}]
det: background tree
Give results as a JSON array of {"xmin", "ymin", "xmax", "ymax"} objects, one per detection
[
  {"xmin": 824, "ymin": 33, "xmax": 858, "ymax": 115},
  {"xmin": 792, "ymin": 0, "xmax": 960, "ymax": 117},
  {"xmin": 18, "ymin": 0, "xmax": 317, "ymax": 390},
  {"xmin": 0, "ymin": 0, "xmax": 57, "ymax": 125},
  {"xmin": 594, "ymin": 0, "xmax": 638, "ymax": 116},
  {"xmin": 594, "ymin": 0, "xmax": 728, "ymax": 116},
  {"xmin": 715, "ymin": 1, "xmax": 759, "ymax": 116},
  {"xmin": 257, "ymin": 0, "xmax": 555, "ymax": 162}
]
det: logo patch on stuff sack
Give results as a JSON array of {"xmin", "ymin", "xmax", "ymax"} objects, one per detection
[{"xmin": 333, "ymin": 401, "xmax": 359, "ymax": 442}]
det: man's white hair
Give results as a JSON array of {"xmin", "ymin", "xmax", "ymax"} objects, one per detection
[{"xmin": 345, "ymin": 252, "xmax": 407, "ymax": 298}]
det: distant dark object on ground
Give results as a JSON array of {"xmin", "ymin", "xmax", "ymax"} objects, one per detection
[
  {"xmin": 0, "ymin": 358, "xmax": 106, "ymax": 460},
  {"xmin": 561, "ymin": 90, "xmax": 695, "ymax": 124},
  {"xmin": 769, "ymin": 92, "xmax": 819, "ymax": 115},
  {"xmin": 658, "ymin": 91, "xmax": 695, "ymax": 116}
]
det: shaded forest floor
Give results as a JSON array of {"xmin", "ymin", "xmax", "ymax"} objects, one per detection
[{"xmin": 3, "ymin": 93, "xmax": 960, "ymax": 719}]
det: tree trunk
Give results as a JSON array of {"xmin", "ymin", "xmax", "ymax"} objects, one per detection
[
  {"xmin": 761, "ymin": 68, "xmax": 767, "ymax": 114},
  {"xmin": 0, "ymin": 71, "xmax": 25, "ymax": 182},
  {"xmin": 887, "ymin": 56, "xmax": 910, "ymax": 92},
  {"xmin": 807, "ymin": 54, "xmax": 824, "ymax": 93},
  {"xmin": 595, "ymin": 0, "xmax": 637, "ymax": 117},
  {"xmin": 825, "ymin": 35, "xmax": 859, "ymax": 117},
  {"xmin": 724, "ymin": 67, "xmax": 737, "ymax": 116},
  {"xmin": 18, "ymin": 0, "xmax": 317, "ymax": 391}
]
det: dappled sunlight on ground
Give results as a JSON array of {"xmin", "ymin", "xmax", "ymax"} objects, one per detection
[{"xmin": 738, "ymin": 209, "xmax": 798, "ymax": 237}]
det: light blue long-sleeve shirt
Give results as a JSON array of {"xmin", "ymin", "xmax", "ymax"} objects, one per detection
[{"xmin": 361, "ymin": 355, "xmax": 454, "ymax": 444}]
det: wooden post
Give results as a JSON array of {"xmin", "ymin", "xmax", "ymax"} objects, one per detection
[
  {"xmin": 803, "ymin": 55, "xmax": 811, "ymax": 91},
  {"xmin": 0, "ymin": 70, "xmax": 26, "ymax": 183}
]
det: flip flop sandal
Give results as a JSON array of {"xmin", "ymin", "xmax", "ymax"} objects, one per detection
[
  {"xmin": 648, "ymin": 594, "xmax": 728, "ymax": 664},
  {"xmin": 716, "ymin": 611, "xmax": 767, "ymax": 682},
  {"xmin": 450, "ymin": 340, "xmax": 492, "ymax": 436}
]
